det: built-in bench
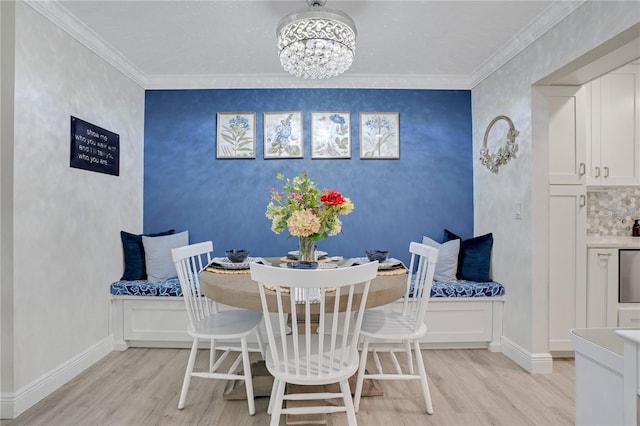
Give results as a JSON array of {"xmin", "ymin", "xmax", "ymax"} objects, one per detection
[
  {"xmin": 413, "ymin": 279, "xmax": 504, "ymax": 352},
  {"xmin": 110, "ymin": 278, "xmax": 505, "ymax": 351}
]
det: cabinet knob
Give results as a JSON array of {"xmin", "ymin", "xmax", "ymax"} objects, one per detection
[
  {"xmin": 579, "ymin": 163, "xmax": 586, "ymax": 176},
  {"xmin": 603, "ymin": 166, "xmax": 609, "ymax": 178},
  {"xmin": 595, "ymin": 166, "xmax": 600, "ymax": 178},
  {"xmin": 597, "ymin": 252, "xmax": 612, "ymax": 257},
  {"xmin": 579, "ymin": 195, "xmax": 586, "ymax": 207}
]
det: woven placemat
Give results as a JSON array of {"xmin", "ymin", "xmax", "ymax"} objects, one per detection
[
  {"xmin": 205, "ymin": 266, "xmax": 250, "ymax": 275},
  {"xmin": 279, "ymin": 257, "xmax": 333, "ymax": 263},
  {"xmin": 377, "ymin": 267, "xmax": 408, "ymax": 276},
  {"xmin": 264, "ymin": 284, "xmax": 289, "ymax": 293},
  {"xmin": 263, "ymin": 285, "xmax": 336, "ymax": 294}
]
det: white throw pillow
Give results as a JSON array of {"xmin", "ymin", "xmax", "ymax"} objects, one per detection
[
  {"xmin": 421, "ymin": 236, "xmax": 460, "ymax": 282},
  {"xmin": 142, "ymin": 230, "xmax": 189, "ymax": 282}
]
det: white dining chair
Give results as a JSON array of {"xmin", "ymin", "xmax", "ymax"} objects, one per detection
[
  {"xmin": 171, "ymin": 241, "xmax": 264, "ymax": 415},
  {"xmin": 353, "ymin": 241, "xmax": 439, "ymax": 415},
  {"xmin": 249, "ymin": 261, "xmax": 379, "ymax": 426}
]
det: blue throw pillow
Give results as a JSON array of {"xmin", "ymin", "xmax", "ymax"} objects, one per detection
[
  {"xmin": 443, "ymin": 229, "xmax": 493, "ymax": 282},
  {"xmin": 120, "ymin": 229, "xmax": 175, "ymax": 280}
]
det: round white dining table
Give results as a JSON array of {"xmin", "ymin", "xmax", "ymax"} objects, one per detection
[{"xmin": 199, "ymin": 257, "xmax": 407, "ymax": 313}]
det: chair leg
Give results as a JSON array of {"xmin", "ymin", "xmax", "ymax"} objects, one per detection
[
  {"xmin": 267, "ymin": 378, "xmax": 279, "ymax": 415},
  {"xmin": 241, "ymin": 337, "xmax": 256, "ymax": 416},
  {"xmin": 256, "ymin": 327, "xmax": 265, "ymax": 359},
  {"xmin": 340, "ymin": 379, "xmax": 357, "ymax": 426},
  {"xmin": 270, "ymin": 378, "xmax": 286, "ymax": 426},
  {"xmin": 209, "ymin": 338, "xmax": 216, "ymax": 372},
  {"xmin": 404, "ymin": 339, "xmax": 414, "ymax": 375},
  {"xmin": 353, "ymin": 336, "xmax": 370, "ymax": 413},
  {"xmin": 178, "ymin": 338, "xmax": 199, "ymax": 409},
  {"xmin": 413, "ymin": 340, "xmax": 433, "ymax": 414}
]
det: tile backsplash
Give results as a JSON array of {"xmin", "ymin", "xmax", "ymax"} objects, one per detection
[{"xmin": 587, "ymin": 187, "xmax": 640, "ymax": 236}]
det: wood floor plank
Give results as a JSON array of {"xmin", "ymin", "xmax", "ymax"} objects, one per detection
[{"xmin": 3, "ymin": 348, "xmax": 575, "ymax": 426}]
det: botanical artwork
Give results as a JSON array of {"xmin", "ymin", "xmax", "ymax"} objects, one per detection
[
  {"xmin": 359, "ymin": 112, "xmax": 400, "ymax": 159},
  {"xmin": 264, "ymin": 112, "xmax": 303, "ymax": 159},
  {"xmin": 311, "ymin": 112, "xmax": 351, "ymax": 159},
  {"xmin": 216, "ymin": 113, "xmax": 256, "ymax": 158}
]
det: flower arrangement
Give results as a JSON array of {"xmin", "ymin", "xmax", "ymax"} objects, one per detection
[{"xmin": 265, "ymin": 171, "xmax": 354, "ymax": 261}]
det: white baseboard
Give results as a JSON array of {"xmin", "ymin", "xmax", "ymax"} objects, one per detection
[
  {"xmin": 501, "ymin": 335, "xmax": 553, "ymax": 374},
  {"xmin": 1, "ymin": 336, "xmax": 113, "ymax": 419},
  {"xmin": 0, "ymin": 392, "xmax": 13, "ymax": 419}
]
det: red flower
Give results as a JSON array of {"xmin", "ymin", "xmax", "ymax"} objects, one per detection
[{"xmin": 321, "ymin": 190, "xmax": 345, "ymax": 206}]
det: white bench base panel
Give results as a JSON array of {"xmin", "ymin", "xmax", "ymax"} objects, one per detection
[{"xmin": 110, "ymin": 295, "xmax": 504, "ymax": 352}]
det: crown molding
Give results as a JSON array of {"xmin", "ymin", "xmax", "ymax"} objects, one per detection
[
  {"xmin": 470, "ymin": 0, "xmax": 586, "ymax": 88},
  {"xmin": 25, "ymin": 0, "xmax": 147, "ymax": 88},
  {"xmin": 144, "ymin": 73, "xmax": 472, "ymax": 90},
  {"xmin": 28, "ymin": 0, "xmax": 584, "ymax": 91}
]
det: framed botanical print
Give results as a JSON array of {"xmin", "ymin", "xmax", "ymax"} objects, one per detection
[
  {"xmin": 263, "ymin": 112, "xmax": 303, "ymax": 159},
  {"xmin": 311, "ymin": 112, "xmax": 351, "ymax": 159},
  {"xmin": 216, "ymin": 112, "xmax": 256, "ymax": 159},
  {"xmin": 359, "ymin": 112, "xmax": 400, "ymax": 159}
]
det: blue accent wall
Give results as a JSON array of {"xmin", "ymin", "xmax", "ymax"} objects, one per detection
[{"xmin": 144, "ymin": 89, "xmax": 473, "ymax": 264}]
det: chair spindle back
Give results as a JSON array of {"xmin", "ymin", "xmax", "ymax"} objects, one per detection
[
  {"xmin": 172, "ymin": 241, "xmax": 215, "ymax": 330},
  {"xmin": 250, "ymin": 262, "xmax": 379, "ymax": 377},
  {"xmin": 401, "ymin": 241, "xmax": 439, "ymax": 331}
]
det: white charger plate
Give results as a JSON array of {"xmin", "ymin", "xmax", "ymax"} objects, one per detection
[
  {"xmin": 350, "ymin": 257, "xmax": 404, "ymax": 270},
  {"xmin": 287, "ymin": 250, "xmax": 328, "ymax": 259},
  {"xmin": 279, "ymin": 262, "xmax": 337, "ymax": 269},
  {"xmin": 210, "ymin": 257, "xmax": 256, "ymax": 270},
  {"xmin": 377, "ymin": 258, "xmax": 404, "ymax": 270}
]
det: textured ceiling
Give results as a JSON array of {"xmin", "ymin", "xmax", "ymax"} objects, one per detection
[{"xmin": 38, "ymin": 1, "xmax": 585, "ymax": 88}]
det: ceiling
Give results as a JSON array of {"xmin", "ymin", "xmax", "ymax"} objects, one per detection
[{"xmin": 33, "ymin": 1, "xmax": 586, "ymax": 89}]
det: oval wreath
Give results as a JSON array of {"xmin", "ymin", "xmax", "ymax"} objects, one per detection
[{"xmin": 479, "ymin": 115, "xmax": 519, "ymax": 174}]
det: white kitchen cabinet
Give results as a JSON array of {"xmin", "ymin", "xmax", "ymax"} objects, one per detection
[
  {"xmin": 546, "ymin": 86, "xmax": 587, "ymax": 185},
  {"xmin": 618, "ymin": 307, "xmax": 640, "ymax": 327},
  {"xmin": 586, "ymin": 248, "xmax": 618, "ymax": 327},
  {"xmin": 549, "ymin": 185, "xmax": 587, "ymax": 351},
  {"xmin": 587, "ymin": 63, "xmax": 640, "ymax": 186},
  {"xmin": 571, "ymin": 328, "xmax": 625, "ymax": 426}
]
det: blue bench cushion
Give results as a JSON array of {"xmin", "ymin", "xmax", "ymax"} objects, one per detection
[
  {"xmin": 430, "ymin": 279, "xmax": 504, "ymax": 298},
  {"xmin": 111, "ymin": 277, "xmax": 504, "ymax": 299},
  {"xmin": 110, "ymin": 278, "xmax": 182, "ymax": 297},
  {"xmin": 408, "ymin": 276, "xmax": 504, "ymax": 298}
]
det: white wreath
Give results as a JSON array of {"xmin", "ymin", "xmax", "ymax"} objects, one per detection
[{"xmin": 479, "ymin": 115, "xmax": 519, "ymax": 174}]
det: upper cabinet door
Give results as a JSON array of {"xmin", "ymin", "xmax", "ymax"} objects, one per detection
[
  {"xmin": 588, "ymin": 64, "xmax": 640, "ymax": 186},
  {"xmin": 546, "ymin": 86, "xmax": 587, "ymax": 185}
]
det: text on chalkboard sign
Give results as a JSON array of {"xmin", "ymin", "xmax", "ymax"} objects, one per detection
[{"xmin": 70, "ymin": 116, "xmax": 119, "ymax": 176}]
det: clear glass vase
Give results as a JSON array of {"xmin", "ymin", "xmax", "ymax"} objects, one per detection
[{"xmin": 298, "ymin": 237, "xmax": 315, "ymax": 262}]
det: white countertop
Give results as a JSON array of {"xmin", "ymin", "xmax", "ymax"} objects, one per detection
[
  {"xmin": 571, "ymin": 328, "xmax": 629, "ymax": 426},
  {"xmin": 615, "ymin": 329, "xmax": 640, "ymax": 345},
  {"xmin": 586, "ymin": 236, "xmax": 640, "ymax": 248},
  {"xmin": 572, "ymin": 327, "xmax": 625, "ymax": 356}
]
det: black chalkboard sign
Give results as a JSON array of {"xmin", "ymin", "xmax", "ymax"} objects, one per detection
[{"xmin": 70, "ymin": 116, "xmax": 119, "ymax": 176}]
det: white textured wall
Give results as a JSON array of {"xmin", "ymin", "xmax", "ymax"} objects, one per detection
[
  {"xmin": 12, "ymin": 2, "xmax": 143, "ymax": 392},
  {"xmin": 473, "ymin": 1, "xmax": 639, "ymax": 359},
  {"xmin": 1, "ymin": 0, "xmax": 17, "ymax": 403}
]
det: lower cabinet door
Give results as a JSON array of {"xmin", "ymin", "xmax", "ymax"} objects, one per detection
[{"xmin": 586, "ymin": 248, "xmax": 618, "ymax": 327}]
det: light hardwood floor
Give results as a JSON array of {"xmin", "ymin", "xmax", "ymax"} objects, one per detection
[{"xmin": 4, "ymin": 348, "xmax": 574, "ymax": 426}]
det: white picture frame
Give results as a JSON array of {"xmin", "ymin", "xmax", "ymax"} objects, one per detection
[
  {"xmin": 263, "ymin": 112, "xmax": 304, "ymax": 159},
  {"xmin": 359, "ymin": 112, "xmax": 400, "ymax": 159},
  {"xmin": 216, "ymin": 112, "xmax": 256, "ymax": 159},
  {"xmin": 311, "ymin": 112, "xmax": 351, "ymax": 159}
]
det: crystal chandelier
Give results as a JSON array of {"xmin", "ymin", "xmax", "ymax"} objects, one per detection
[{"xmin": 276, "ymin": 0, "xmax": 357, "ymax": 79}]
